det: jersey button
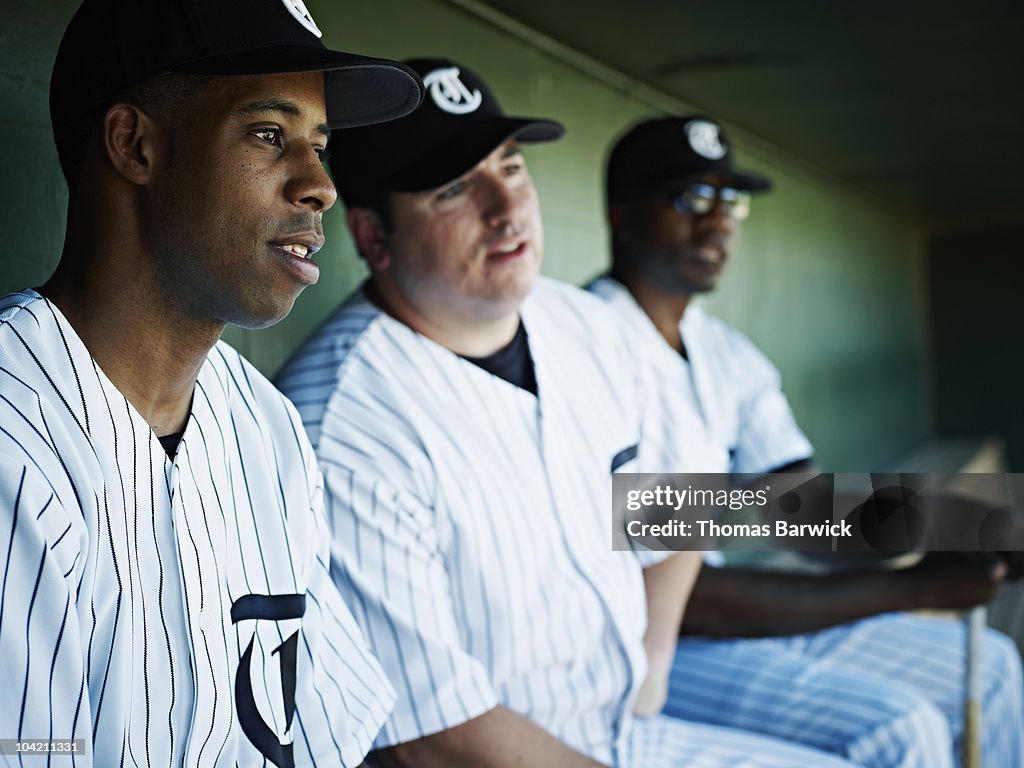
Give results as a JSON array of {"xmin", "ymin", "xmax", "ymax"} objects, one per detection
[{"xmin": 199, "ymin": 611, "xmax": 218, "ymax": 633}]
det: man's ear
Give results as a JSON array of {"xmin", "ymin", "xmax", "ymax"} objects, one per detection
[
  {"xmin": 102, "ymin": 103, "xmax": 161, "ymax": 186},
  {"xmin": 346, "ymin": 207, "xmax": 392, "ymax": 271}
]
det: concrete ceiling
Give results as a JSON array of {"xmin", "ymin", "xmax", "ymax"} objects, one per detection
[{"xmin": 476, "ymin": 0, "xmax": 1022, "ymax": 231}]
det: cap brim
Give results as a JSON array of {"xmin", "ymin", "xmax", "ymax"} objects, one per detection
[
  {"xmin": 389, "ymin": 115, "xmax": 565, "ymax": 192},
  {"xmin": 665, "ymin": 167, "xmax": 773, "ymax": 194},
  {"xmin": 174, "ymin": 46, "xmax": 423, "ymax": 129},
  {"xmin": 722, "ymin": 169, "xmax": 772, "ymax": 193}
]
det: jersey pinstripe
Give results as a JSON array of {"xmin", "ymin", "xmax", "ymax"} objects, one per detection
[
  {"xmin": 0, "ymin": 290, "xmax": 395, "ymax": 767},
  {"xmin": 587, "ymin": 276, "xmax": 813, "ymax": 476},
  {"xmin": 276, "ymin": 278, "xmax": 860, "ymax": 768}
]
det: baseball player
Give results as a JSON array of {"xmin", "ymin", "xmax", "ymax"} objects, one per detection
[
  {"xmin": 276, "ymin": 57, "xmax": 867, "ymax": 768},
  {"xmin": 588, "ymin": 115, "xmax": 1024, "ymax": 767},
  {"xmin": 0, "ymin": 0, "xmax": 424, "ymax": 765}
]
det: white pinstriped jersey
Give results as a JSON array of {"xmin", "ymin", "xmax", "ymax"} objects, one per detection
[
  {"xmin": 587, "ymin": 276, "xmax": 813, "ymax": 476},
  {"xmin": 0, "ymin": 290, "xmax": 395, "ymax": 767},
  {"xmin": 276, "ymin": 277, "xmax": 724, "ymax": 765}
]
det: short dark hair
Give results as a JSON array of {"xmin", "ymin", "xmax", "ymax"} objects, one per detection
[
  {"xmin": 359, "ymin": 189, "xmax": 394, "ymax": 235},
  {"xmin": 62, "ymin": 73, "xmax": 213, "ymax": 197}
]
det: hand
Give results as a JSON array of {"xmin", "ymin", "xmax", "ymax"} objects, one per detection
[
  {"xmin": 633, "ymin": 648, "xmax": 672, "ymax": 716},
  {"xmin": 908, "ymin": 552, "xmax": 1007, "ymax": 611}
]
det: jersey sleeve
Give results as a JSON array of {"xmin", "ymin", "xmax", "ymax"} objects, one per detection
[
  {"xmin": 0, "ymin": 456, "xmax": 91, "ymax": 765},
  {"xmin": 729, "ymin": 337, "xmax": 813, "ymax": 475},
  {"xmin": 317, "ymin": 409, "xmax": 499, "ymax": 748}
]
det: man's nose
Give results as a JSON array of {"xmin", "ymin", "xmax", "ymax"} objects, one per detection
[
  {"xmin": 284, "ymin": 145, "xmax": 338, "ymax": 213},
  {"xmin": 481, "ymin": 174, "xmax": 529, "ymax": 229},
  {"xmin": 698, "ymin": 200, "xmax": 737, "ymax": 234}
]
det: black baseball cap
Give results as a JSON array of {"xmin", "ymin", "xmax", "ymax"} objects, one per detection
[
  {"xmin": 330, "ymin": 57, "xmax": 564, "ymax": 207},
  {"xmin": 50, "ymin": 0, "xmax": 424, "ymax": 182},
  {"xmin": 607, "ymin": 115, "xmax": 772, "ymax": 202}
]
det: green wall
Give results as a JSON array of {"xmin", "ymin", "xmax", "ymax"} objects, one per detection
[
  {"xmin": 929, "ymin": 227, "xmax": 1024, "ymax": 471},
  {"xmin": 1, "ymin": 0, "xmax": 932, "ymax": 470}
]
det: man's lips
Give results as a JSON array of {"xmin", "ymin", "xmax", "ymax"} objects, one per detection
[
  {"xmin": 269, "ymin": 233, "xmax": 324, "ymax": 261},
  {"xmin": 486, "ymin": 236, "xmax": 530, "ymax": 261},
  {"xmin": 270, "ymin": 232, "xmax": 324, "ymax": 285},
  {"xmin": 691, "ymin": 240, "xmax": 727, "ymax": 266}
]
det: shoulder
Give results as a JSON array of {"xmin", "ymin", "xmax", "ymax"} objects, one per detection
[
  {"xmin": 686, "ymin": 305, "xmax": 779, "ymax": 376},
  {"xmin": 526, "ymin": 277, "xmax": 641, "ymax": 380},
  {"xmin": 274, "ymin": 288, "xmax": 384, "ymax": 442},
  {"xmin": 582, "ymin": 274, "xmax": 639, "ymax": 319},
  {"xmin": 685, "ymin": 304, "xmax": 735, "ymax": 340},
  {"xmin": 0, "ymin": 289, "xmax": 45, "ymax": 318},
  {"xmin": 276, "ymin": 293, "xmax": 438, "ymax": 478},
  {"xmin": 0, "ymin": 291, "xmax": 49, "ymax": 392},
  {"xmin": 524, "ymin": 277, "xmax": 647, "ymax": 410},
  {"xmin": 0, "ymin": 289, "xmax": 52, "ymax": 319},
  {"xmin": 0, "ymin": 290, "xmax": 56, "ymax": 352},
  {"xmin": 277, "ymin": 289, "xmax": 381, "ymax": 386},
  {"xmin": 525, "ymin": 275, "xmax": 629, "ymax": 347},
  {"xmin": 0, "ymin": 291, "xmax": 91, "ymax": 460},
  {"xmin": 582, "ymin": 273, "xmax": 627, "ymax": 304},
  {"xmin": 687, "ymin": 305, "xmax": 758, "ymax": 354},
  {"xmin": 275, "ymin": 290, "xmax": 380, "ymax": 396},
  {"xmin": 583, "ymin": 275, "xmax": 671, "ymax": 348}
]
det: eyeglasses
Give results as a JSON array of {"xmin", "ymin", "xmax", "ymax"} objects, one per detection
[{"xmin": 668, "ymin": 184, "xmax": 752, "ymax": 221}]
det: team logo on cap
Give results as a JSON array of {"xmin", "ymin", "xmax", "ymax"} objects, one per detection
[
  {"xmin": 423, "ymin": 67, "xmax": 483, "ymax": 115},
  {"xmin": 685, "ymin": 120, "xmax": 727, "ymax": 160},
  {"xmin": 281, "ymin": 0, "xmax": 322, "ymax": 38}
]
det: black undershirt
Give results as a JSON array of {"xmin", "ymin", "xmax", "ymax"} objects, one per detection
[
  {"xmin": 158, "ymin": 432, "xmax": 184, "ymax": 458},
  {"xmin": 461, "ymin": 321, "xmax": 538, "ymax": 395}
]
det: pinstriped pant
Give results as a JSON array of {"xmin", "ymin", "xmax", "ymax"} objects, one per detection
[
  {"xmin": 662, "ymin": 613, "xmax": 1024, "ymax": 768},
  {"xmin": 623, "ymin": 714, "xmax": 863, "ymax": 767}
]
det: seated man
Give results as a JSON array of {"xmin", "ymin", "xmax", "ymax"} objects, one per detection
[
  {"xmin": 0, "ymin": 0, "xmax": 423, "ymax": 763},
  {"xmin": 277, "ymin": 57, "xmax": 868, "ymax": 768},
  {"xmin": 588, "ymin": 114, "xmax": 1024, "ymax": 767}
]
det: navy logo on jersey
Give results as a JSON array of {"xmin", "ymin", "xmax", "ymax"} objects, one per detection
[
  {"xmin": 423, "ymin": 67, "xmax": 483, "ymax": 115},
  {"xmin": 232, "ymin": 594, "xmax": 306, "ymax": 768},
  {"xmin": 611, "ymin": 444, "xmax": 639, "ymax": 473}
]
